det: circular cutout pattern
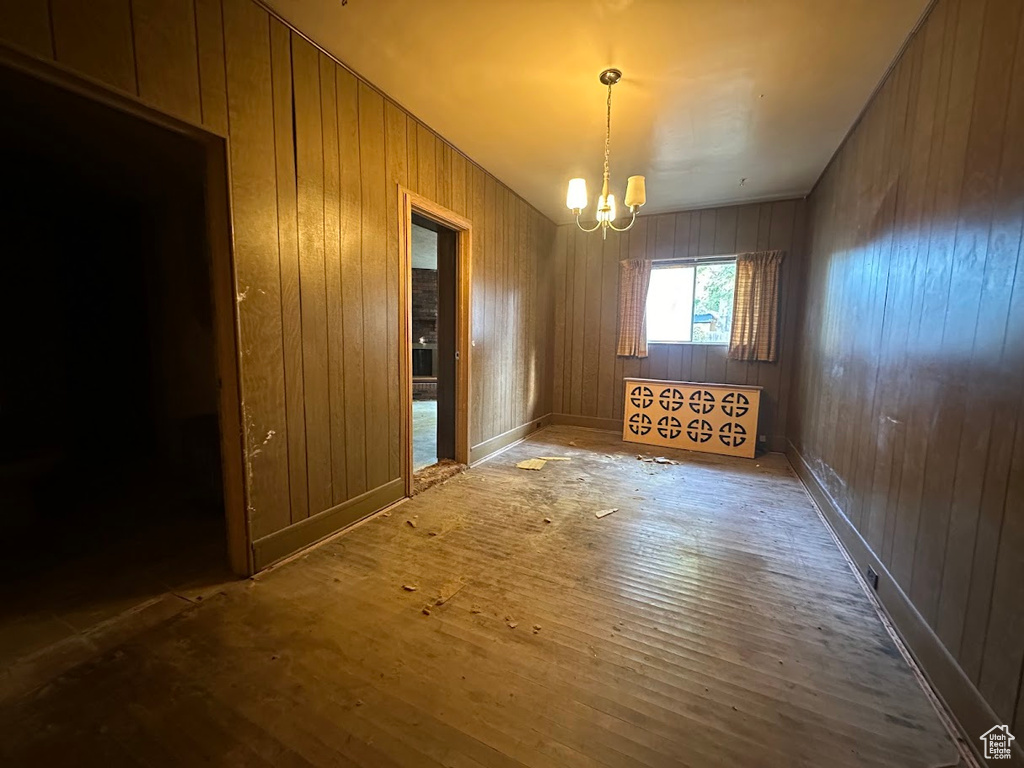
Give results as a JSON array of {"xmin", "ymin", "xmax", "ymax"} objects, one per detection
[
  {"xmin": 657, "ymin": 415, "xmax": 682, "ymax": 439},
  {"xmin": 629, "ymin": 385, "xmax": 654, "ymax": 409},
  {"xmin": 686, "ymin": 418, "xmax": 714, "ymax": 443},
  {"xmin": 658, "ymin": 387, "xmax": 686, "ymax": 412},
  {"xmin": 628, "ymin": 412, "xmax": 652, "ymax": 436},
  {"xmin": 721, "ymin": 392, "xmax": 750, "ymax": 418},
  {"xmin": 718, "ymin": 422, "xmax": 747, "ymax": 447},
  {"xmin": 688, "ymin": 390, "xmax": 716, "ymax": 414}
]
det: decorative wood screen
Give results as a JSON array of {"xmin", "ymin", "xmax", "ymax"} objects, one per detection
[{"xmin": 622, "ymin": 378, "xmax": 762, "ymax": 459}]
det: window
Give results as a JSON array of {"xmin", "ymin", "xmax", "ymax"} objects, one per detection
[{"xmin": 645, "ymin": 259, "xmax": 737, "ymax": 344}]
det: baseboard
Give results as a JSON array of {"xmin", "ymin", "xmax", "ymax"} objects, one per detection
[
  {"xmin": 469, "ymin": 415, "xmax": 551, "ymax": 465},
  {"xmin": 786, "ymin": 441, "xmax": 1020, "ymax": 767},
  {"xmin": 550, "ymin": 413, "xmax": 623, "ymax": 433},
  {"xmin": 252, "ymin": 478, "xmax": 405, "ymax": 571}
]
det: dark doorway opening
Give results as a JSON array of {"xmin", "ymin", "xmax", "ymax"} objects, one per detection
[
  {"xmin": 410, "ymin": 213, "xmax": 457, "ymax": 472},
  {"xmin": 0, "ymin": 64, "xmax": 235, "ymax": 667}
]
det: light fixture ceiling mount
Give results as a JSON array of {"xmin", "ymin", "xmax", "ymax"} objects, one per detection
[{"xmin": 566, "ymin": 68, "xmax": 645, "ymax": 238}]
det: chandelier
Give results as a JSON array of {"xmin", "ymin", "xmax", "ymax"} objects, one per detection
[{"xmin": 566, "ymin": 68, "xmax": 646, "ymax": 238}]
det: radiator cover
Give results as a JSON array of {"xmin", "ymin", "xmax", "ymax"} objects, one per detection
[{"xmin": 622, "ymin": 378, "xmax": 761, "ymax": 459}]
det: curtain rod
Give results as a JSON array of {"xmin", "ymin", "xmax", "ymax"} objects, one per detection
[{"xmin": 651, "ymin": 254, "xmax": 737, "ymax": 265}]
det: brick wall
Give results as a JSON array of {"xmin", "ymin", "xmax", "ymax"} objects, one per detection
[{"xmin": 411, "ymin": 268, "xmax": 437, "ymax": 344}]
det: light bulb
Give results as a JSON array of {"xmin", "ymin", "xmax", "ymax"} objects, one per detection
[{"xmin": 597, "ymin": 193, "xmax": 617, "ymax": 223}]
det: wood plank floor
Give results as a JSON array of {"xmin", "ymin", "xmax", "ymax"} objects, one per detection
[{"xmin": 0, "ymin": 426, "xmax": 959, "ymax": 767}]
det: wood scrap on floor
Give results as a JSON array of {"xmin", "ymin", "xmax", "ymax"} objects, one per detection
[
  {"xmin": 401, "ymin": 584, "xmax": 418, "ymax": 591},
  {"xmin": 537, "ymin": 457, "xmax": 571, "ymax": 461},
  {"xmin": 516, "ymin": 458, "xmax": 546, "ymax": 471},
  {"xmin": 594, "ymin": 508, "xmax": 619, "ymax": 519}
]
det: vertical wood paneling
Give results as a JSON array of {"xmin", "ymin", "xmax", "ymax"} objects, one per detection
[
  {"xmin": 320, "ymin": 53, "xmax": 346, "ymax": 504},
  {"xmin": 551, "ymin": 200, "xmax": 804, "ymax": 448},
  {"xmin": 221, "ymin": 0, "xmax": 289, "ymax": 538},
  {"xmin": 384, "ymin": 100, "xmax": 407, "ymax": 482},
  {"xmin": 195, "ymin": 0, "xmax": 228, "ymax": 134},
  {"xmin": 416, "ymin": 122, "xmax": 436, "ymax": 202},
  {"xmin": 358, "ymin": 82, "xmax": 389, "ymax": 492},
  {"xmin": 336, "ymin": 67, "xmax": 366, "ymax": 499},
  {"xmin": 792, "ymin": 0, "xmax": 1024, "ymax": 729},
  {"xmin": 0, "ymin": 0, "xmax": 53, "ymax": 58},
  {"xmin": 50, "ymin": 0, "xmax": 137, "ymax": 94},
  {"xmin": 467, "ymin": 165, "xmax": 484, "ymax": 445},
  {"xmin": 291, "ymin": 34, "xmax": 331, "ymax": 514},
  {"xmin": 551, "ymin": 226, "xmax": 568, "ymax": 417},
  {"xmin": 268, "ymin": 19, "xmax": 307, "ymax": 524},
  {"xmin": 2, "ymin": 0, "xmax": 557, "ymax": 562},
  {"xmin": 130, "ymin": 0, "xmax": 201, "ymax": 122},
  {"xmin": 596, "ymin": 232, "xmax": 620, "ymax": 419}
]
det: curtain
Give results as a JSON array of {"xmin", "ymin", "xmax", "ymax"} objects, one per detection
[
  {"xmin": 728, "ymin": 250, "xmax": 785, "ymax": 362},
  {"xmin": 616, "ymin": 258, "xmax": 653, "ymax": 358}
]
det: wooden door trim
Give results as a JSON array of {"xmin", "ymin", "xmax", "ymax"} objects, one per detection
[
  {"xmin": 398, "ymin": 187, "xmax": 472, "ymax": 496},
  {"xmin": 0, "ymin": 47, "xmax": 251, "ymax": 575}
]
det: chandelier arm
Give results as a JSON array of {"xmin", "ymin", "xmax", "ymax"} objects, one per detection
[
  {"xmin": 607, "ymin": 210, "xmax": 638, "ymax": 232},
  {"xmin": 575, "ymin": 213, "xmax": 602, "ymax": 233}
]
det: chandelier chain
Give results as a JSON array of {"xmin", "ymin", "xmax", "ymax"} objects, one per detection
[{"xmin": 603, "ymin": 83, "xmax": 612, "ymax": 184}]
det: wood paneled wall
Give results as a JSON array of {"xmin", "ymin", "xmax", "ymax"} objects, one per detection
[
  {"xmin": 791, "ymin": 0, "xmax": 1024, "ymax": 739},
  {"xmin": 0, "ymin": 0, "xmax": 554, "ymax": 567},
  {"xmin": 549, "ymin": 200, "xmax": 806, "ymax": 451}
]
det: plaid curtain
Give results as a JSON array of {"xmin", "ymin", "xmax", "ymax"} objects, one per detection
[
  {"xmin": 728, "ymin": 250, "xmax": 785, "ymax": 362},
  {"xmin": 616, "ymin": 258, "xmax": 653, "ymax": 358}
]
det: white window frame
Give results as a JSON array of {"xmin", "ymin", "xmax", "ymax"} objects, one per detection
[{"xmin": 646, "ymin": 256, "xmax": 737, "ymax": 346}]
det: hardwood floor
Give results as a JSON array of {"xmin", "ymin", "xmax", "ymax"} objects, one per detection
[{"xmin": 0, "ymin": 426, "xmax": 959, "ymax": 767}]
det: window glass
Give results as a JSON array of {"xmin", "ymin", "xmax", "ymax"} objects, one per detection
[{"xmin": 645, "ymin": 261, "xmax": 736, "ymax": 344}]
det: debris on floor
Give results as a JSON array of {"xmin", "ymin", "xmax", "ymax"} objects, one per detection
[
  {"xmin": 406, "ymin": 519, "xmax": 417, "ymax": 528},
  {"xmin": 505, "ymin": 615, "xmax": 518, "ymax": 629},
  {"xmin": 516, "ymin": 458, "xmax": 547, "ymax": 471},
  {"xmin": 470, "ymin": 606, "xmax": 483, "ymax": 614},
  {"xmin": 594, "ymin": 508, "xmax": 619, "ymax": 519},
  {"xmin": 638, "ymin": 455, "xmax": 681, "ymax": 465},
  {"xmin": 569, "ymin": 441, "xmax": 577, "ymax": 446},
  {"xmin": 422, "ymin": 607, "xmax": 431, "ymax": 616},
  {"xmin": 538, "ymin": 457, "xmax": 571, "ymax": 461},
  {"xmin": 434, "ymin": 582, "xmax": 466, "ymax": 606},
  {"xmin": 413, "ymin": 459, "xmax": 467, "ymax": 495},
  {"xmin": 543, "ymin": 517, "xmax": 552, "ymax": 524},
  {"xmin": 532, "ymin": 624, "xmax": 541, "ymax": 634},
  {"xmin": 402, "ymin": 584, "xmax": 418, "ymax": 591}
]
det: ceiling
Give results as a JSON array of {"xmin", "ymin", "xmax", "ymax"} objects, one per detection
[{"xmin": 265, "ymin": 0, "xmax": 928, "ymax": 223}]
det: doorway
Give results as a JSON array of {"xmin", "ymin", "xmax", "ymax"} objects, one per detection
[
  {"xmin": 400, "ymin": 190, "xmax": 471, "ymax": 494},
  {"xmin": 410, "ymin": 215, "xmax": 457, "ymax": 471},
  {"xmin": 0, "ymin": 62, "xmax": 244, "ymax": 666}
]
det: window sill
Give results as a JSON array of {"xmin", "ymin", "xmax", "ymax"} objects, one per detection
[{"xmin": 647, "ymin": 341, "xmax": 730, "ymax": 347}]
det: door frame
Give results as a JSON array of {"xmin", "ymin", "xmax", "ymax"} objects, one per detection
[
  {"xmin": 398, "ymin": 187, "xmax": 472, "ymax": 496},
  {"xmin": 0, "ymin": 46, "xmax": 251, "ymax": 575}
]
